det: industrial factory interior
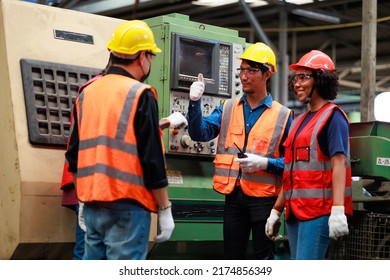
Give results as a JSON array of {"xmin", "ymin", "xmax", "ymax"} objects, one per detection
[{"xmin": 0, "ymin": 0, "xmax": 389, "ymax": 262}]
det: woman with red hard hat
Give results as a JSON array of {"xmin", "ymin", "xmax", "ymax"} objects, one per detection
[{"xmin": 265, "ymin": 50, "xmax": 353, "ymax": 259}]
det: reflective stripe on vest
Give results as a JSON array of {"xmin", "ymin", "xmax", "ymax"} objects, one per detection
[
  {"xmin": 75, "ymin": 75, "xmax": 158, "ymax": 212},
  {"xmin": 213, "ymin": 97, "xmax": 290, "ymax": 196},
  {"xmin": 283, "ymin": 103, "xmax": 353, "ymax": 220}
]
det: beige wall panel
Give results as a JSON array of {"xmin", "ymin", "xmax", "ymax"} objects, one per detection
[
  {"xmin": 20, "ymin": 182, "xmax": 75, "ymax": 242},
  {"xmin": 3, "ymin": 1, "xmax": 122, "ymax": 183},
  {"xmin": 0, "ymin": 0, "xmax": 22, "ymax": 260}
]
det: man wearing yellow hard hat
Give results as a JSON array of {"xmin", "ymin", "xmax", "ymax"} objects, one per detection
[
  {"xmin": 66, "ymin": 20, "xmax": 176, "ymax": 260},
  {"xmin": 187, "ymin": 42, "xmax": 292, "ymax": 259}
]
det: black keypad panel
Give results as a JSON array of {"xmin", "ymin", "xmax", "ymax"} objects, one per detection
[{"xmin": 20, "ymin": 59, "xmax": 100, "ymax": 146}]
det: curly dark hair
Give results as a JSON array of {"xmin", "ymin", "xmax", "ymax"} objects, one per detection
[
  {"xmin": 288, "ymin": 69, "xmax": 339, "ymax": 100},
  {"xmin": 313, "ymin": 69, "xmax": 339, "ymax": 100}
]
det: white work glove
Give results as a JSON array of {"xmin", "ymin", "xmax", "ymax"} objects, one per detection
[
  {"xmin": 328, "ymin": 206, "xmax": 349, "ymax": 240},
  {"xmin": 166, "ymin": 112, "xmax": 188, "ymax": 128},
  {"xmin": 154, "ymin": 202, "xmax": 175, "ymax": 243},
  {"xmin": 78, "ymin": 202, "xmax": 86, "ymax": 232},
  {"xmin": 189, "ymin": 73, "xmax": 205, "ymax": 101},
  {"xmin": 265, "ymin": 209, "xmax": 282, "ymax": 241},
  {"xmin": 234, "ymin": 153, "xmax": 268, "ymax": 173}
]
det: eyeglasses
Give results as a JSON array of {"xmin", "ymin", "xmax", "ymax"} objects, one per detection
[
  {"xmin": 291, "ymin": 73, "xmax": 313, "ymax": 84},
  {"xmin": 145, "ymin": 51, "xmax": 156, "ymax": 64},
  {"xmin": 236, "ymin": 67, "xmax": 261, "ymax": 76}
]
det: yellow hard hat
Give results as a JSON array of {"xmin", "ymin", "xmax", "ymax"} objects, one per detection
[
  {"xmin": 239, "ymin": 42, "xmax": 277, "ymax": 72},
  {"xmin": 107, "ymin": 20, "xmax": 161, "ymax": 58}
]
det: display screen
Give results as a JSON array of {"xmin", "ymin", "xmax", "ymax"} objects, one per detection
[
  {"xmin": 170, "ymin": 33, "xmax": 231, "ymax": 96},
  {"xmin": 179, "ymin": 39, "xmax": 213, "ymax": 78}
]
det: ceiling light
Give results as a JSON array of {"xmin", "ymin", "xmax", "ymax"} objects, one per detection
[
  {"xmin": 246, "ymin": 0, "xmax": 268, "ymax": 8},
  {"xmin": 193, "ymin": 0, "xmax": 314, "ymax": 8},
  {"xmin": 192, "ymin": 0, "xmax": 237, "ymax": 7},
  {"xmin": 192, "ymin": 0, "xmax": 267, "ymax": 7},
  {"xmin": 283, "ymin": 0, "xmax": 314, "ymax": 4},
  {"xmin": 375, "ymin": 92, "xmax": 390, "ymax": 122}
]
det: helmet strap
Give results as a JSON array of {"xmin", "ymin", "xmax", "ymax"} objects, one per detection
[{"xmin": 304, "ymin": 86, "xmax": 315, "ymax": 104}]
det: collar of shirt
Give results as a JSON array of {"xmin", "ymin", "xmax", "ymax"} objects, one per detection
[
  {"xmin": 106, "ymin": 66, "xmax": 135, "ymax": 79},
  {"xmin": 239, "ymin": 93, "xmax": 273, "ymax": 134},
  {"xmin": 239, "ymin": 93, "xmax": 273, "ymax": 110}
]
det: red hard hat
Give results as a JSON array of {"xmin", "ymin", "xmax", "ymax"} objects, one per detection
[{"xmin": 289, "ymin": 50, "xmax": 335, "ymax": 71}]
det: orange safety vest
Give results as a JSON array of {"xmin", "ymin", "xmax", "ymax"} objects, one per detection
[
  {"xmin": 60, "ymin": 75, "xmax": 104, "ymax": 190},
  {"xmin": 75, "ymin": 74, "xmax": 159, "ymax": 212},
  {"xmin": 213, "ymin": 97, "xmax": 291, "ymax": 197},
  {"xmin": 282, "ymin": 103, "xmax": 353, "ymax": 220}
]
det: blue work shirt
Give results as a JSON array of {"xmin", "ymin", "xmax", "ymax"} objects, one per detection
[{"xmin": 188, "ymin": 93, "xmax": 292, "ymax": 176}]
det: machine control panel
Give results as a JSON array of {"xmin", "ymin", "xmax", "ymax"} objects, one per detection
[
  {"xmin": 232, "ymin": 43, "xmax": 243, "ymax": 96},
  {"xmin": 166, "ymin": 42, "xmax": 243, "ymax": 156},
  {"xmin": 167, "ymin": 91, "xmax": 226, "ymax": 156}
]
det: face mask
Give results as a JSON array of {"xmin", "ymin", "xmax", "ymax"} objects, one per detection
[{"xmin": 139, "ymin": 54, "xmax": 152, "ymax": 82}]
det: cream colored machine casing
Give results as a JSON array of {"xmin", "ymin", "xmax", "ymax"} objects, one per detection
[{"xmin": 0, "ymin": 0, "xmax": 127, "ymax": 259}]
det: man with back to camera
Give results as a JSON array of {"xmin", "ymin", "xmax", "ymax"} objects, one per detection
[
  {"xmin": 65, "ymin": 20, "xmax": 180, "ymax": 260},
  {"xmin": 61, "ymin": 53, "xmax": 187, "ymax": 260},
  {"xmin": 187, "ymin": 42, "xmax": 292, "ymax": 259}
]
